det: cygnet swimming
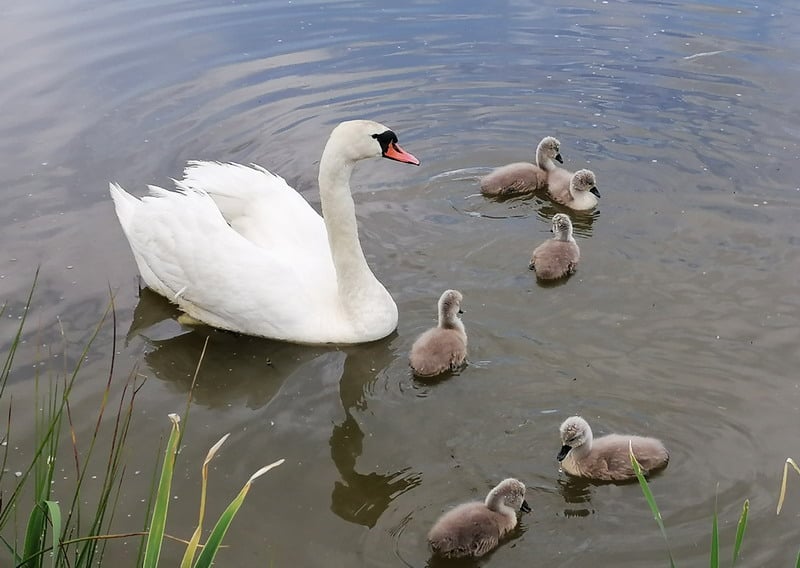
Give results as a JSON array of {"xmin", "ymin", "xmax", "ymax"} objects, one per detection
[
  {"xmin": 409, "ymin": 289, "xmax": 467, "ymax": 378},
  {"xmin": 529, "ymin": 213, "xmax": 580, "ymax": 280},
  {"xmin": 557, "ymin": 416, "xmax": 669, "ymax": 481},
  {"xmin": 480, "ymin": 136, "xmax": 563, "ymax": 197},
  {"xmin": 428, "ymin": 478, "xmax": 531, "ymax": 559},
  {"xmin": 547, "ymin": 168, "xmax": 600, "ymax": 210}
]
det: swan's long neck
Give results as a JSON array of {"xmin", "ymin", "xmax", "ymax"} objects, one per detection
[
  {"xmin": 572, "ymin": 429, "xmax": 593, "ymax": 458},
  {"xmin": 318, "ymin": 143, "xmax": 380, "ymax": 309},
  {"xmin": 554, "ymin": 225, "xmax": 575, "ymax": 243},
  {"xmin": 536, "ymin": 144, "xmax": 557, "ymax": 171},
  {"xmin": 439, "ymin": 310, "xmax": 465, "ymax": 335},
  {"xmin": 485, "ymin": 493, "xmax": 516, "ymax": 521}
]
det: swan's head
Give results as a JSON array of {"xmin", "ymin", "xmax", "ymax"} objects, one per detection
[
  {"xmin": 329, "ymin": 120, "xmax": 420, "ymax": 165},
  {"xmin": 571, "ymin": 169, "xmax": 600, "ymax": 197},
  {"xmin": 538, "ymin": 136, "xmax": 563, "ymax": 164},
  {"xmin": 485, "ymin": 478, "xmax": 531, "ymax": 513},
  {"xmin": 438, "ymin": 289, "xmax": 464, "ymax": 320},
  {"xmin": 551, "ymin": 213, "xmax": 574, "ymax": 239},
  {"xmin": 558, "ymin": 415, "xmax": 593, "ymax": 461}
]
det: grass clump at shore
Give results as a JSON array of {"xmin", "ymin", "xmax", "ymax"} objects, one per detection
[{"xmin": 1, "ymin": 275, "xmax": 282, "ymax": 567}]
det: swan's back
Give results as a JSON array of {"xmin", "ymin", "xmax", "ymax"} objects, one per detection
[
  {"xmin": 109, "ymin": 182, "xmax": 346, "ymax": 342},
  {"xmin": 546, "ymin": 166, "xmax": 574, "ymax": 201},
  {"xmin": 480, "ymin": 162, "xmax": 547, "ymax": 196},
  {"xmin": 428, "ymin": 502, "xmax": 508, "ymax": 559},
  {"xmin": 176, "ymin": 161, "xmax": 329, "ymax": 254},
  {"xmin": 567, "ymin": 434, "xmax": 669, "ymax": 481},
  {"xmin": 530, "ymin": 240, "xmax": 580, "ymax": 280},
  {"xmin": 409, "ymin": 328, "xmax": 467, "ymax": 377}
]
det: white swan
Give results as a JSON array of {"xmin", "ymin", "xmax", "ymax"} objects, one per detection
[{"xmin": 110, "ymin": 120, "xmax": 420, "ymax": 344}]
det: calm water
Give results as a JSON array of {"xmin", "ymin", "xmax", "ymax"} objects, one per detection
[{"xmin": 2, "ymin": 0, "xmax": 800, "ymax": 565}]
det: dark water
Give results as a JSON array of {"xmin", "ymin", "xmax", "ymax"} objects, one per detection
[{"xmin": 2, "ymin": 0, "xmax": 800, "ymax": 566}]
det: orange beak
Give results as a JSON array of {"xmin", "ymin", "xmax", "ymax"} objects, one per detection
[{"xmin": 383, "ymin": 142, "xmax": 420, "ymax": 166}]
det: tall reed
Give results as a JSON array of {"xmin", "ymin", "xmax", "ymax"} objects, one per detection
[
  {"xmin": 630, "ymin": 442, "xmax": 748, "ymax": 567},
  {"xmin": 1, "ymin": 276, "xmax": 282, "ymax": 567}
]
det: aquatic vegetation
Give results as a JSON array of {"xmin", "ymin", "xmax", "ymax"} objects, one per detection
[
  {"xmin": 776, "ymin": 458, "xmax": 799, "ymax": 515},
  {"xmin": 630, "ymin": 443, "xmax": 748, "ymax": 568},
  {"xmin": 0, "ymin": 276, "xmax": 282, "ymax": 567}
]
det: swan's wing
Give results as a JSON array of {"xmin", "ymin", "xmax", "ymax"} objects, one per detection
[
  {"xmin": 175, "ymin": 161, "xmax": 329, "ymax": 255},
  {"xmin": 110, "ymin": 182, "xmax": 338, "ymax": 340}
]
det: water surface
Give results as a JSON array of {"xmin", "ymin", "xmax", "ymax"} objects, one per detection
[{"xmin": 2, "ymin": 0, "xmax": 800, "ymax": 566}]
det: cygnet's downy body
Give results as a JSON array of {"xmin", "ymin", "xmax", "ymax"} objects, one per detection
[
  {"xmin": 557, "ymin": 416, "xmax": 669, "ymax": 482},
  {"xmin": 547, "ymin": 168, "xmax": 600, "ymax": 210},
  {"xmin": 480, "ymin": 136, "xmax": 563, "ymax": 197},
  {"xmin": 409, "ymin": 290, "xmax": 467, "ymax": 378},
  {"xmin": 428, "ymin": 478, "xmax": 531, "ymax": 559},
  {"xmin": 529, "ymin": 213, "xmax": 580, "ymax": 280}
]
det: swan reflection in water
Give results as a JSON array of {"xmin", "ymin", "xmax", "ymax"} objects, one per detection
[{"xmin": 128, "ymin": 287, "xmax": 421, "ymax": 527}]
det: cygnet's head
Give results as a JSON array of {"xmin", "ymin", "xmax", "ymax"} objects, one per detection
[
  {"xmin": 537, "ymin": 136, "xmax": 563, "ymax": 164},
  {"xmin": 571, "ymin": 169, "xmax": 600, "ymax": 197},
  {"xmin": 327, "ymin": 120, "xmax": 420, "ymax": 165},
  {"xmin": 437, "ymin": 289, "xmax": 464, "ymax": 325},
  {"xmin": 557, "ymin": 416, "xmax": 593, "ymax": 461},
  {"xmin": 486, "ymin": 478, "xmax": 532, "ymax": 513},
  {"xmin": 551, "ymin": 213, "xmax": 574, "ymax": 239}
]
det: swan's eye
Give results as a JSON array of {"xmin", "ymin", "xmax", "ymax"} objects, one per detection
[{"xmin": 372, "ymin": 130, "xmax": 398, "ymax": 154}]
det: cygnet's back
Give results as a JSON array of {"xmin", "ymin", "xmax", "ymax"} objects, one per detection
[
  {"xmin": 529, "ymin": 213, "xmax": 580, "ymax": 280},
  {"xmin": 409, "ymin": 289, "xmax": 467, "ymax": 378},
  {"xmin": 428, "ymin": 478, "xmax": 530, "ymax": 559},
  {"xmin": 480, "ymin": 136, "xmax": 563, "ymax": 197},
  {"xmin": 557, "ymin": 416, "xmax": 669, "ymax": 482},
  {"xmin": 547, "ymin": 168, "xmax": 600, "ymax": 211}
]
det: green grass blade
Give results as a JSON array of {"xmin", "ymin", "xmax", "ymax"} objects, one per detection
[
  {"xmin": 21, "ymin": 501, "xmax": 47, "ymax": 568},
  {"xmin": 710, "ymin": 493, "xmax": 719, "ymax": 568},
  {"xmin": 43, "ymin": 501, "xmax": 61, "ymax": 568},
  {"xmin": 142, "ymin": 413, "xmax": 182, "ymax": 568},
  {"xmin": 630, "ymin": 443, "xmax": 675, "ymax": 568},
  {"xmin": 180, "ymin": 433, "xmax": 231, "ymax": 568},
  {"xmin": 0, "ymin": 534, "xmax": 22, "ymax": 564},
  {"xmin": 0, "ymin": 268, "xmax": 38, "ymax": 400},
  {"xmin": 193, "ymin": 459, "xmax": 284, "ymax": 568},
  {"xmin": 796, "ymin": 549, "xmax": 800, "ymax": 568},
  {"xmin": 731, "ymin": 499, "xmax": 748, "ymax": 566}
]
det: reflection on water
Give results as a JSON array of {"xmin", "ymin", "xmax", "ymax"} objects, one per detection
[
  {"xmin": 130, "ymin": 287, "xmax": 422, "ymax": 528},
  {"xmin": 130, "ymin": 288, "xmax": 306, "ymax": 409},
  {"xmin": 557, "ymin": 477, "xmax": 596, "ymax": 518},
  {"xmin": 330, "ymin": 342, "xmax": 424, "ymax": 527}
]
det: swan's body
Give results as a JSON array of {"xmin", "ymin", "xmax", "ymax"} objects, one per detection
[
  {"xmin": 529, "ymin": 213, "xmax": 580, "ymax": 280},
  {"xmin": 557, "ymin": 416, "xmax": 669, "ymax": 481},
  {"xmin": 409, "ymin": 290, "xmax": 467, "ymax": 378},
  {"xmin": 428, "ymin": 478, "xmax": 530, "ymax": 559},
  {"xmin": 547, "ymin": 168, "xmax": 600, "ymax": 210},
  {"xmin": 480, "ymin": 136, "xmax": 563, "ymax": 197},
  {"xmin": 110, "ymin": 120, "xmax": 419, "ymax": 344}
]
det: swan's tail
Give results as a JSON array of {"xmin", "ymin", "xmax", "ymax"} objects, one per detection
[{"xmin": 109, "ymin": 182, "xmax": 140, "ymax": 231}]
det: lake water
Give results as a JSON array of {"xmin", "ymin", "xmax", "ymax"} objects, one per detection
[{"xmin": 2, "ymin": 0, "xmax": 800, "ymax": 566}]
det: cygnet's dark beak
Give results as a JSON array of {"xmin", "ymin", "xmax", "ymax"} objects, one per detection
[
  {"xmin": 555, "ymin": 153, "xmax": 564, "ymax": 164},
  {"xmin": 557, "ymin": 444, "xmax": 572, "ymax": 462},
  {"xmin": 528, "ymin": 262, "xmax": 535, "ymax": 271},
  {"xmin": 520, "ymin": 500, "xmax": 532, "ymax": 513},
  {"xmin": 458, "ymin": 308, "xmax": 464, "ymax": 315},
  {"xmin": 589, "ymin": 186, "xmax": 601, "ymax": 198}
]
